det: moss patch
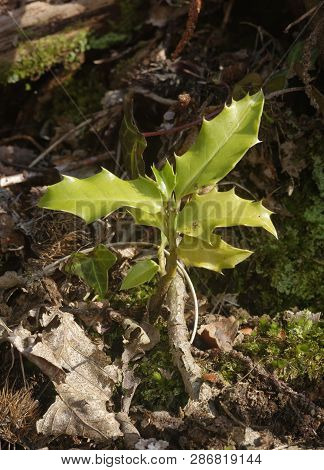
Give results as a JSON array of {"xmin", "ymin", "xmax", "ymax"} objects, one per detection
[
  {"xmin": 134, "ymin": 322, "xmax": 187, "ymax": 411},
  {"xmin": 47, "ymin": 67, "xmax": 106, "ymax": 124},
  {"xmin": 0, "ymin": 0, "xmax": 147, "ymax": 84},
  {"xmin": 115, "ymin": 0, "xmax": 146, "ymax": 35},
  {"xmin": 239, "ymin": 310, "xmax": 324, "ymax": 384},
  {"xmin": 0, "ymin": 29, "xmax": 89, "ymax": 84},
  {"xmin": 109, "ymin": 281, "xmax": 156, "ymax": 312},
  {"xmin": 235, "ymin": 131, "xmax": 324, "ymax": 313}
]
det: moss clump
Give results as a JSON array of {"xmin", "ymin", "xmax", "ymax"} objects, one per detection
[
  {"xmin": 239, "ymin": 310, "xmax": 324, "ymax": 383},
  {"xmin": 47, "ymin": 67, "xmax": 106, "ymax": 124},
  {"xmin": 0, "ymin": 29, "xmax": 89, "ymax": 84},
  {"xmin": 235, "ymin": 132, "xmax": 324, "ymax": 313},
  {"xmin": 134, "ymin": 323, "xmax": 187, "ymax": 411},
  {"xmin": 211, "ymin": 353, "xmax": 247, "ymax": 384},
  {"xmin": 88, "ymin": 32, "xmax": 128, "ymax": 50},
  {"xmin": 109, "ymin": 281, "xmax": 156, "ymax": 312},
  {"xmin": 0, "ymin": 0, "xmax": 147, "ymax": 84},
  {"xmin": 116, "ymin": 0, "xmax": 146, "ymax": 35}
]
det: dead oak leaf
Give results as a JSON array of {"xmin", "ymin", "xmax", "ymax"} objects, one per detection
[
  {"xmin": 9, "ymin": 308, "xmax": 122, "ymax": 442},
  {"xmin": 198, "ymin": 316, "xmax": 239, "ymax": 352}
]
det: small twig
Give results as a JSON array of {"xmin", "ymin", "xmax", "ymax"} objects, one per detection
[
  {"xmin": 263, "ymin": 3, "xmax": 323, "ymax": 87},
  {"xmin": 57, "ymin": 152, "xmax": 112, "ymax": 172},
  {"xmin": 133, "ymin": 87, "xmax": 178, "ymax": 106},
  {"xmin": 19, "ymin": 353, "xmax": 27, "ymax": 388},
  {"xmin": 114, "ymin": 141, "xmax": 122, "ymax": 175},
  {"xmin": 172, "ymin": 0, "xmax": 203, "ymax": 60},
  {"xmin": 218, "ymin": 181, "xmax": 257, "ymax": 200},
  {"xmin": 219, "ymin": 399, "xmax": 247, "ymax": 428},
  {"xmin": 28, "ymin": 111, "xmax": 108, "ymax": 169},
  {"xmin": 28, "ymin": 119, "xmax": 92, "ymax": 168},
  {"xmin": 222, "ymin": 0, "xmax": 235, "ymax": 31},
  {"xmin": 284, "ymin": 2, "xmax": 323, "ymax": 33},
  {"xmin": 0, "ymin": 134, "xmax": 44, "ymax": 152},
  {"xmin": 5, "ymin": 345, "xmax": 15, "ymax": 383},
  {"xmin": 265, "ymin": 87, "xmax": 305, "ymax": 100},
  {"xmin": 0, "ymin": 171, "xmax": 40, "ymax": 188},
  {"xmin": 142, "ymin": 105, "xmax": 223, "ymax": 138},
  {"xmin": 0, "ymin": 159, "xmax": 49, "ymax": 172}
]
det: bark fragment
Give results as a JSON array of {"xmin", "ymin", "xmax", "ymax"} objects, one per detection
[{"xmin": 166, "ymin": 273, "xmax": 202, "ymax": 399}]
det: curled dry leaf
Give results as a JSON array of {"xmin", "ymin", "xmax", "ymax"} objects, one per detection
[
  {"xmin": 110, "ymin": 311, "xmax": 160, "ymax": 363},
  {"xmin": 280, "ymin": 141, "xmax": 307, "ymax": 178},
  {"xmin": 198, "ymin": 315, "xmax": 239, "ymax": 351},
  {"xmin": 0, "ymin": 271, "xmax": 25, "ymax": 289},
  {"xmin": 239, "ymin": 327, "xmax": 254, "ymax": 336},
  {"xmin": 110, "ymin": 311, "xmax": 160, "ymax": 416},
  {"xmin": 9, "ymin": 308, "xmax": 122, "ymax": 442}
]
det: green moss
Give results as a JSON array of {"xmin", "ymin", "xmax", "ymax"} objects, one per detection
[
  {"xmin": 0, "ymin": 29, "xmax": 89, "ymax": 84},
  {"xmin": 116, "ymin": 0, "xmax": 146, "ymax": 35},
  {"xmin": 105, "ymin": 316, "xmax": 187, "ymax": 411},
  {"xmin": 48, "ymin": 68, "xmax": 106, "ymax": 124},
  {"xmin": 0, "ymin": 0, "xmax": 147, "ymax": 84},
  {"xmin": 235, "ymin": 132, "xmax": 324, "ymax": 313},
  {"xmin": 134, "ymin": 322, "xmax": 187, "ymax": 411},
  {"xmin": 212, "ymin": 354, "xmax": 247, "ymax": 384},
  {"xmin": 109, "ymin": 281, "xmax": 156, "ymax": 311},
  {"xmin": 88, "ymin": 32, "xmax": 128, "ymax": 50},
  {"xmin": 239, "ymin": 311, "xmax": 324, "ymax": 383}
]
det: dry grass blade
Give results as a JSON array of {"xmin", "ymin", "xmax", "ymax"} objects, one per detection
[{"xmin": 0, "ymin": 386, "xmax": 39, "ymax": 447}]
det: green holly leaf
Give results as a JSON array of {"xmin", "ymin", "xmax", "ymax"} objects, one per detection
[
  {"xmin": 129, "ymin": 208, "xmax": 166, "ymax": 234},
  {"xmin": 119, "ymin": 94, "xmax": 146, "ymax": 178},
  {"xmin": 121, "ymin": 259, "xmax": 159, "ymax": 290},
  {"xmin": 152, "ymin": 160, "xmax": 176, "ymax": 200},
  {"xmin": 177, "ymin": 187, "xmax": 277, "ymax": 242},
  {"xmin": 175, "ymin": 91, "xmax": 264, "ymax": 199},
  {"xmin": 65, "ymin": 244, "xmax": 117, "ymax": 299},
  {"xmin": 38, "ymin": 169, "xmax": 163, "ymax": 224},
  {"xmin": 177, "ymin": 235, "xmax": 252, "ymax": 272}
]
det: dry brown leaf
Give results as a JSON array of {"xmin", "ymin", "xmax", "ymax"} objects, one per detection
[
  {"xmin": 0, "ymin": 271, "xmax": 25, "ymax": 289},
  {"xmin": 201, "ymin": 372, "xmax": 223, "ymax": 384},
  {"xmin": 280, "ymin": 141, "xmax": 307, "ymax": 178},
  {"xmin": 110, "ymin": 311, "xmax": 160, "ymax": 363},
  {"xmin": 9, "ymin": 308, "xmax": 122, "ymax": 442},
  {"xmin": 110, "ymin": 311, "xmax": 160, "ymax": 414},
  {"xmin": 198, "ymin": 316, "xmax": 239, "ymax": 351},
  {"xmin": 239, "ymin": 327, "xmax": 254, "ymax": 336}
]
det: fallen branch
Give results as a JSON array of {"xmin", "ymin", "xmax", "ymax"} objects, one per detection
[
  {"xmin": 0, "ymin": 170, "xmax": 40, "ymax": 188},
  {"xmin": 0, "ymin": 0, "xmax": 116, "ymax": 53}
]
